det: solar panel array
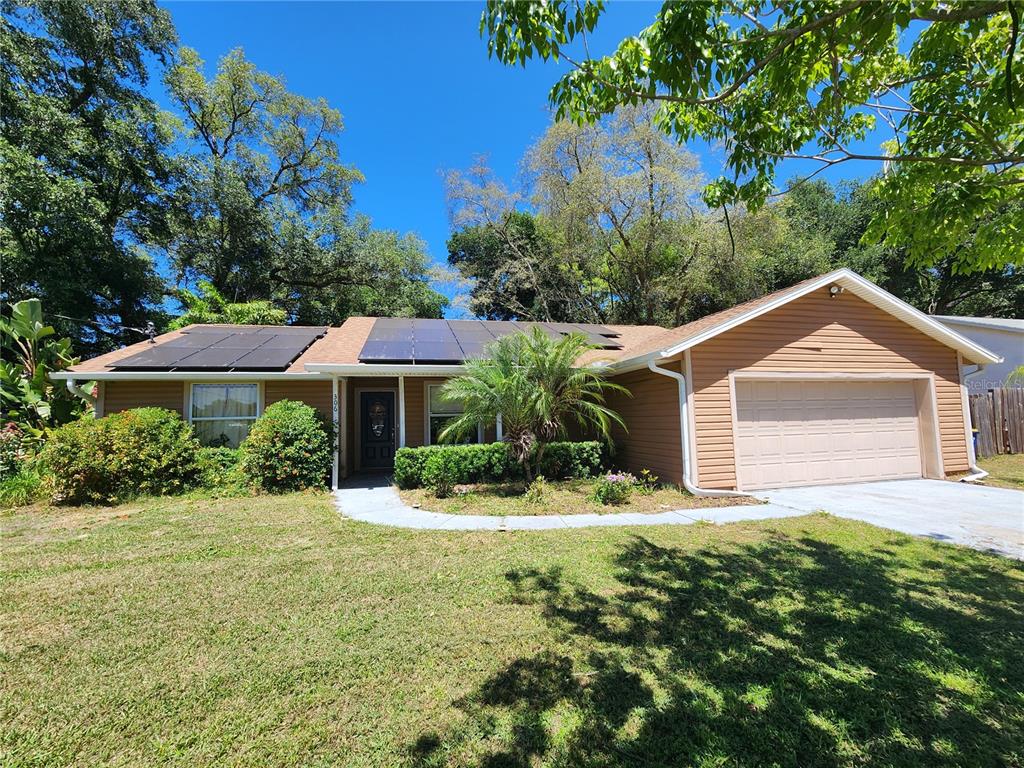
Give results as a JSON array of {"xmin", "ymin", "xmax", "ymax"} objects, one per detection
[
  {"xmin": 111, "ymin": 326, "xmax": 327, "ymax": 371},
  {"xmin": 359, "ymin": 319, "xmax": 622, "ymax": 363}
]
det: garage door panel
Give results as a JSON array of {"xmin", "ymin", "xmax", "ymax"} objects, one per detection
[{"xmin": 735, "ymin": 379, "xmax": 923, "ymax": 490}]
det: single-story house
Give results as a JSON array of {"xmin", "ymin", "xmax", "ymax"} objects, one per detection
[
  {"xmin": 52, "ymin": 269, "xmax": 1001, "ymax": 492},
  {"xmin": 933, "ymin": 315, "xmax": 1023, "ymax": 394}
]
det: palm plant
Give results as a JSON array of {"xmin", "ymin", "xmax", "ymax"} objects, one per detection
[
  {"xmin": 439, "ymin": 327, "xmax": 629, "ymax": 480},
  {"xmin": 169, "ymin": 281, "xmax": 286, "ymax": 329}
]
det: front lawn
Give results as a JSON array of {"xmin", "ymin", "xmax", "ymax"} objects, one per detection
[
  {"xmin": 977, "ymin": 453, "xmax": 1024, "ymax": 490},
  {"xmin": 399, "ymin": 478, "xmax": 760, "ymax": 516},
  {"xmin": 2, "ymin": 495, "xmax": 1022, "ymax": 767}
]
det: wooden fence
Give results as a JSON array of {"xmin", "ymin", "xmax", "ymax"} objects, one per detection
[{"xmin": 969, "ymin": 387, "xmax": 1024, "ymax": 458}]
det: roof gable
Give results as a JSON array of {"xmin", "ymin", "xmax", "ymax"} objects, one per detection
[{"xmin": 613, "ymin": 269, "xmax": 1002, "ymax": 369}]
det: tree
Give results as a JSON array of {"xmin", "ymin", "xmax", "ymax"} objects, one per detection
[
  {"xmin": 282, "ymin": 215, "xmax": 449, "ymax": 324},
  {"xmin": 482, "ymin": 1, "xmax": 1024, "ymax": 274},
  {"xmin": 166, "ymin": 48, "xmax": 447, "ymax": 323},
  {"xmin": 0, "ymin": 300, "xmax": 86, "ymax": 439},
  {"xmin": 169, "ymin": 282, "xmax": 286, "ymax": 330},
  {"xmin": 1, "ymin": 0, "xmax": 177, "ymax": 353},
  {"xmin": 439, "ymin": 328, "xmax": 627, "ymax": 480},
  {"xmin": 447, "ymin": 107, "xmax": 741, "ymax": 327},
  {"xmin": 165, "ymin": 47, "xmax": 362, "ymax": 302},
  {"xmin": 784, "ymin": 179, "xmax": 1023, "ymax": 316},
  {"xmin": 445, "ymin": 159, "xmax": 598, "ymax": 322},
  {"xmin": 525, "ymin": 105, "xmax": 706, "ymax": 325},
  {"xmin": 447, "ymin": 211, "xmax": 588, "ymax": 321}
]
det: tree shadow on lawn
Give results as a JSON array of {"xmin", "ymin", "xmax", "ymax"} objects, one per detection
[{"xmin": 410, "ymin": 531, "xmax": 1023, "ymax": 767}]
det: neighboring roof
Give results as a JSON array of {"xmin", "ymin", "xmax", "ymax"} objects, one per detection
[
  {"xmin": 934, "ymin": 315, "xmax": 1024, "ymax": 333},
  {"xmin": 612, "ymin": 268, "xmax": 1002, "ymax": 369}
]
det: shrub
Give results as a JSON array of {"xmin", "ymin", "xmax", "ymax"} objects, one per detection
[
  {"xmin": 393, "ymin": 445, "xmax": 441, "ymax": 490},
  {"xmin": 524, "ymin": 476, "xmax": 549, "ymax": 504},
  {"xmin": 40, "ymin": 408, "xmax": 200, "ymax": 505},
  {"xmin": 0, "ymin": 422, "xmax": 27, "ymax": 480},
  {"xmin": 393, "ymin": 441, "xmax": 606, "ymax": 489},
  {"xmin": 537, "ymin": 441, "xmax": 605, "ymax": 479},
  {"xmin": 423, "ymin": 450, "xmax": 462, "ymax": 498},
  {"xmin": 240, "ymin": 400, "xmax": 332, "ymax": 492},
  {"xmin": 591, "ymin": 471, "xmax": 637, "ymax": 506},
  {"xmin": 637, "ymin": 468, "xmax": 659, "ymax": 495},
  {"xmin": 196, "ymin": 447, "xmax": 247, "ymax": 491},
  {"xmin": 0, "ymin": 465, "xmax": 43, "ymax": 507}
]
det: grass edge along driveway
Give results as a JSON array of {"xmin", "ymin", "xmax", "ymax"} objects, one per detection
[{"xmin": 2, "ymin": 493, "xmax": 1022, "ymax": 767}]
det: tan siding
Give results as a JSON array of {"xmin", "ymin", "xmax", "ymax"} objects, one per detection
[
  {"xmin": 264, "ymin": 381, "xmax": 332, "ymax": 422},
  {"xmin": 103, "ymin": 381, "xmax": 184, "ymax": 416},
  {"xmin": 407, "ymin": 378, "xmax": 442, "ymax": 448},
  {"xmin": 691, "ymin": 289, "xmax": 969, "ymax": 489},
  {"xmin": 607, "ymin": 367, "xmax": 683, "ymax": 484}
]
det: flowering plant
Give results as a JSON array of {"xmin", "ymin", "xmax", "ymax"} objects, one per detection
[{"xmin": 591, "ymin": 471, "xmax": 637, "ymax": 505}]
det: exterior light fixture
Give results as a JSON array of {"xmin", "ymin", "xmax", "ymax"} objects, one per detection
[{"xmin": 828, "ymin": 285, "xmax": 843, "ymax": 298}]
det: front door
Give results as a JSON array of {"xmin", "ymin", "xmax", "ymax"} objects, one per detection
[{"xmin": 360, "ymin": 391, "xmax": 395, "ymax": 469}]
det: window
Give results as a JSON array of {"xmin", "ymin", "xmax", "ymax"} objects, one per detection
[
  {"xmin": 427, "ymin": 384, "xmax": 480, "ymax": 445},
  {"xmin": 190, "ymin": 384, "xmax": 259, "ymax": 448}
]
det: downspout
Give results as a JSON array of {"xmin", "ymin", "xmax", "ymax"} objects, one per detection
[
  {"xmin": 65, "ymin": 378, "xmax": 96, "ymax": 407},
  {"xmin": 647, "ymin": 359, "xmax": 747, "ymax": 498},
  {"xmin": 960, "ymin": 363, "xmax": 989, "ymax": 482}
]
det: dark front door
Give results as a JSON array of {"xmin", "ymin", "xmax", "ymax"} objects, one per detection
[{"xmin": 360, "ymin": 391, "xmax": 395, "ymax": 469}]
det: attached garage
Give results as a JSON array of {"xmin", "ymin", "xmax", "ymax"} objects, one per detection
[
  {"xmin": 733, "ymin": 377, "xmax": 938, "ymax": 490},
  {"xmin": 607, "ymin": 268, "xmax": 1001, "ymax": 493}
]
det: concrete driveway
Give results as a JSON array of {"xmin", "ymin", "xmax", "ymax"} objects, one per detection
[{"xmin": 757, "ymin": 479, "xmax": 1023, "ymax": 559}]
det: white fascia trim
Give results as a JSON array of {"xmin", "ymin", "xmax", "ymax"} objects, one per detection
[
  {"xmin": 51, "ymin": 371, "xmax": 324, "ymax": 381},
  {"xmin": 613, "ymin": 268, "xmax": 1001, "ymax": 371},
  {"xmin": 303, "ymin": 363, "xmax": 466, "ymax": 376}
]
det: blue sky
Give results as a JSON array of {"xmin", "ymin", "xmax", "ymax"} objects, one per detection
[{"xmin": 156, "ymin": 1, "xmax": 876, "ymax": 315}]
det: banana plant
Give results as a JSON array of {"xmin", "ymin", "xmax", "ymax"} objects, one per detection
[{"xmin": 0, "ymin": 299, "xmax": 85, "ymax": 436}]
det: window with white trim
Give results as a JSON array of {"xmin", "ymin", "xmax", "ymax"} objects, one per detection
[
  {"xmin": 427, "ymin": 384, "xmax": 480, "ymax": 445},
  {"xmin": 190, "ymin": 383, "xmax": 259, "ymax": 448}
]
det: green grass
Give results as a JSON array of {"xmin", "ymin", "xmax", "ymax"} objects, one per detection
[
  {"xmin": 2, "ymin": 494, "xmax": 1022, "ymax": 767},
  {"xmin": 399, "ymin": 478, "xmax": 760, "ymax": 516},
  {"xmin": 977, "ymin": 453, "xmax": 1024, "ymax": 490}
]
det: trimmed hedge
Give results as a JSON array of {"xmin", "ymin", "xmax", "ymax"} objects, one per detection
[
  {"xmin": 40, "ymin": 408, "xmax": 200, "ymax": 505},
  {"xmin": 393, "ymin": 440, "xmax": 606, "ymax": 489},
  {"xmin": 240, "ymin": 400, "xmax": 332, "ymax": 492}
]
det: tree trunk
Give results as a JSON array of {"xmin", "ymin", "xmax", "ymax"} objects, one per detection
[{"xmin": 533, "ymin": 442, "xmax": 546, "ymax": 481}]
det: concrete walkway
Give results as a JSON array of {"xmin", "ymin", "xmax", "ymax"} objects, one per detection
[
  {"xmin": 334, "ymin": 476, "xmax": 1023, "ymax": 558},
  {"xmin": 334, "ymin": 475, "xmax": 806, "ymax": 531}
]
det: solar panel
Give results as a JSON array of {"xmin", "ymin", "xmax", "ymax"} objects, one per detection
[
  {"xmin": 111, "ymin": 346, "xmax": 193, "ymax": 368},
  {"xmin": 455, "ymin": 340, "xmax": 488, "ymax": 359},
  {"xmin": 172, "ymin": 347, "xmax": 252, "ymax": 367},
  {"xmin": 414, "ymin": 341, "xmax": 463, "ymax": 362},
  {"xmin": 359, "ymin": 340, "xmax": 414, "ymax": 361},
  {"xmin": 231, "ymin": 347, "xmax": 303, "ymax": 369},
  {"xmin": 112, "ymin": 326, "xmax": 326, "ymax": 370},
  {"xmin": 256, "ymin": 333, "xmax": 322, "ymax": 349},
  {"xmin": 161, "ymin": 332, "xmax": 233, "ymax": 348},
  {"xmin": 356, "ymin": 318, "xmax": 624, "ymax": 363}
]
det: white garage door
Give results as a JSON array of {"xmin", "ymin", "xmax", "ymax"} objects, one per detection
[{"xmin": 734, "ymin": 379, "xmax": 923, "ymax": 490}]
